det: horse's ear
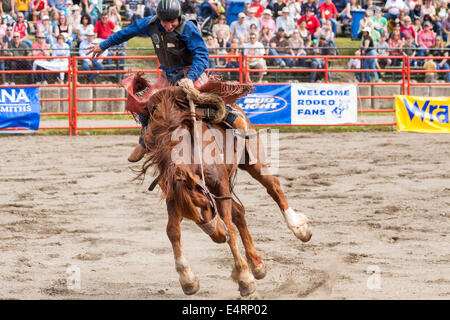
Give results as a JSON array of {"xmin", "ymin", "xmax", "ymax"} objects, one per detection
[{"xmin": 184, "ymin": 169, "xmax": 198, "ymax": 189}]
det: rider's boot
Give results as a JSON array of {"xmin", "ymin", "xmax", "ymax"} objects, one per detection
[{"xmin": 128, "ymin": 113, "xmax": 149, "ymax": 163}]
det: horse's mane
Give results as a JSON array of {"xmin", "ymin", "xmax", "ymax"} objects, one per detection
[{"xmin": 139, "ymin": 89, "xmax": 193, "ymax": 199}]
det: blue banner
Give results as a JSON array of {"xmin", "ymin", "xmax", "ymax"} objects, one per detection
[
  {"xmin": 0, "ymin": 87, "xmax": 40, "ymax": 130},
  {"xmin": 236, "ymin": 84, "xmax": 291, "ymax": 125}
]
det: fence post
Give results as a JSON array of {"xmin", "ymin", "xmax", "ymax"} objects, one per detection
[
  {"xmin": 406, "ymin": 56, "xmax": 411, "ymax": 95},
  {"xmin": 243, "ymin": 55, "xmax": 248, "ymax": 84},
  {"xmin": 402, "ymin": 56, "xmax": 406, "ymax": 95},
  {"xmin": 238, "ymin": 54, "xmax": 243, "ymax": 84},
  {"xmin": 72, "ymin": 57, "xmax": 78, "ymax": 136},
  {"xmin": 324, "ymin": 57, "xmax": 329, "ymax": 83},
  {"xmin": 68, "ymin": 57, "xmax": 73, "ymax": 136}
]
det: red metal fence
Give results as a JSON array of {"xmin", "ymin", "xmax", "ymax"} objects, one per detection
[{"xmin": 1, "ymin": 55, "xmax": 448, "ymax": 135}]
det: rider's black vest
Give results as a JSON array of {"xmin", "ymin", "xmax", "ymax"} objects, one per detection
[{"xmin": 149, "ymin": 15, "xmax": 195, "ymax": 70}]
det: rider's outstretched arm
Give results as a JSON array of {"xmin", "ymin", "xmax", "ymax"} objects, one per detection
[
  {"xmin": 180, "ymin": 21, "xmax": 209, "ymax": 82},
  {"xmin": 100, "ymin": 17, "xmax": 153, "ymax": 51}
]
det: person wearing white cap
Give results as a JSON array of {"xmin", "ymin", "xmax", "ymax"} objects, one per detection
[
  {"xmin": 260, "ymin": 9, "xmax": 275, "ymax": 34},
  {"xmin": 230, "ymin": 12, "xmax": 250, "ymax": 40},
  {"xmin": 79, "ymin": 29, "xmax": 105, "ymax": 82},
  {"xmin": 276, "ymin": 6, "xmax": 295, "ymax": 37},
  {"xmin": 245, "ymin": 6, "xmax": 260, "ymax": 31}
]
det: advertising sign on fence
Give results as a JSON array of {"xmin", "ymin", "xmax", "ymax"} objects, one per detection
[
  {"xmin": 291, "ymin": 83, "xmax": 358, "ymax": 125},
  {"xmin": 0, "ymin": 87, "xmax": 41, "ymax": 131},
  {"xmin": 395, "ymin": 95, "xmax": 450, "ymax": 133},
  {"xmin": 236, "ymin": 84, "xmax": 291, "ymax": 125},
  {"xmin": 236, "ymin": 83, "xmax": 358, "ymax": 125}
]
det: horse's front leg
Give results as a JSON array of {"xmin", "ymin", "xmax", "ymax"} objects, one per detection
[
  {"xmin": 166, "ymin": 200, "xmax": 200, "ymax": 295},
  {"xmin": 217, "ymin": 196, "xmax": 256, "ymax": 297},
  {"xmin": 240, "ymin": 160, "xmax": 312, "ymax": 243}
]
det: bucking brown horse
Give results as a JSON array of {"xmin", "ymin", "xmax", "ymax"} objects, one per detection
[{"xmin": 135, "ymin": 78, "xmax": 312, "ymax": 297}]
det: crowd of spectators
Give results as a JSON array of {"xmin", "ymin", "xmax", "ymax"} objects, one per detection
[
  {"xmin": 0, "ymin": 0, "xmax": 449, "ymax": 84},
  {"xmin": 199, "ymin": 0, "xmax": 449, "ymax": 83}
]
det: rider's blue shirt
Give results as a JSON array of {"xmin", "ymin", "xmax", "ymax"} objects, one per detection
[{"xmin": 99, "ymin": 16, "xmax": 209, "ymax": 82}]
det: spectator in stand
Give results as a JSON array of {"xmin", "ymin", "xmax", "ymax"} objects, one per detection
[
  {"xmin": 417, "ymin": 20, "xmax": 436, "ymax": 57},
  {"xmin": 260, "ymin": 9, "xmax": 275, "ymax": 34},
  {"xmin": 244, "ymin": 32, "xmax": 266, "ymax": 83},
  {"xmin": 108, "ymin": 5, "xmax": 121, "ymax": 26},
  {"xmin": 317, "ymin": 20, "xmax": 337, "ymax": 48},
  {"xmin": 348, "ymin": 49, "xmax": 362, "ymax": 82},
  {"xmin": 80, "ymin": 0, "xmax": 99, "ymax": 24},
  {"xmin": 384, "ymin": 0, "xmax": 409, "ymax": 22},
  {"xmin": 31, "ymin": 0, "xmax": 48, "ymax": 22},
  {"xmin": 442, "ymin": 11, "xmax": 450, "ymax": 42},
  {"xmin": 55, "ymin": 14, "xmax": 73, "ymax": 48},
  {"xmin": 251, "ymin": 0, "xmax": 264, "ymax": 18},
  {"xmin": 76, "ymin": 13, "xmax": 93, "ymax": 47},
  {"xmin": 245, "ymin": 7, "xmax": 260, "ymax": 32},
  {"xmin": 339, "ymin": 0, "xmax": 358, "ymax": 32},
  {"xmin": 333, "ymin": 0, "xmax": 350, "ymax": 32},
  {"xmin": 225, "ymin": 42, "xmax": 239, "ymax": 80},
  {"xmin": 286, "ymin": 0, "xmax": 301, "ymax": 21},
  {"xmin": 420, "ymin": 0, "xmax": 436, "ymax": 22},
  {"xmin": 259, "ymin": 24, "xmax": 273, "ymax": 46},
  {"xmin": 412, "ymin": 17, "xmax": 422, "ymax": 41},
  {"xmin": 0, "ymin": 38, "xmax": 7, "ymax": 84},
  {"xmin": 94, "ymin": 11, "xmax": 115, "ymax": 40},
  {"xmin": 360, "ymin": 27, "xmax": 379, "ymax": 82},
  {"xmin": 298, "ymin": 18, "xmax": 312, "ymax": 47},
  {"xmin": 206, "ymin": 34, "xmax": 218, "ymax": 71},
  {"xmin": 269, "ymin": 27, "xmax": 295, "ymax": 67},
  {"xmin": 50, "ymin": 10, "xmax": 60, "ymax": 30},
  {"xmin": 399, "ymin": 15, "xmax": 415, "ymax": 40},
  {"xmin": 401, "ymin": 33, "xmax": 417, "ymax": 67},
  {"xmin": 31, "ymin": 33, "xmax": 51, "ymax": 84},
  {"xmin": 272, "ymin": 0, "xmax": 286, "ymax": 19},
  {"xmin": 125, "ymin": 0, "xmax": 144, "ymax": 23},
  {"xmin": 2, "ymin": 25, "xmax": 13, "ymax": 46},
  {"xmin": 38, "ymin": 15, "xmax": 56, "ymax": 46},
  {"xmin": 0, "ymin": 15, "xmax": 7, "ymax": 39},
  {"xmin": 388, "ymin": 29, "xmax": 404, "ymax": 79},
  {"xmin": 372, "ymin": 7, "xmax": 388, "ymax": 36},
  {"xmin": 1, "ymin": 0, "xmax": 16, "ymax": 18},
  {"xmin": 212, "ymin": 14, "xmax": 231, "ymax": 42},
  {"xmin": 70, "ymin": 5, "xmax": 81, "ymax": 37},
  {"xmin": 79, "ymin": 29, "xmax": 104, "ymax": 82},
  {"xmin": 298, "ymin": 9, "xmax": 320, "ymax": 38},
  {"xmin": 375, "ymin": 32, "xmax": 392, "ymax": 70},
  {"xmin": 216, "ymin": 30, "xmax": 229, "ymax": 67},
  {"xmin": 7, "ymin": 31, "xmax": 32, "ymax": 84},
  {"xmin": 319, "ymin": 0, "xmax": 338, "ymax": 37},
  {"xmin": 32, "ymin": 33, "xmax": 70, "ymax": 84},
  {"xmin": 289, "ymin": 29, "xmax": 306, "ymax": 66},
  {"xmin": 358, "ymin": 10, "xmax": 374, "ymax": 39},
  {"xmin": 300, "ymin": 0, "xmax": 318, "ymax": 16},
  {"xmin": 276, "ymin": 7, "xmax": 295, "ymax": 37},
  {"xmin": 309, "ymin": 35, "xmax": 336, "ymax": 82},
  {"xmin": 230, "ymin": 12, "xmax": 249, "ymax": 41},
  {"xmin": 423, "ymin": 53, "xmax": 437, "ymax": 82},
  {"xmin": 436, "ymin": 1, "xmax": 448, "ymax": 37},
  {"xmin": 14, "ymin": 0, "xmax": 31, "ymax": 20},
  {"xmin": 61, "ymin": 0, "xmax": 72, "ymax": 16},
  {"xmin": 431, "ymin": 36, "xmax": 450, "ymax": 82},
  {"xmin": 364, "ymin": 0, "xmax": 380, "ymax": 14},
  {"xmin": 13, "ymin": 11, "xmax": 32, "ymax": 47},
  {"xmin": 50, "ymin": 0, "xmax": 67, "ymax": 11}
]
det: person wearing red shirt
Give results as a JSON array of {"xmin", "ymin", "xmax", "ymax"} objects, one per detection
[
  {"xmin": 94, "ymin": 12, "xmax": 116, "ymax": 40},
  {"xmin": 250, "ymin": 0, "xmax": 265, "ymax": 18},
  {"xmin": 319, "ymin": 0, "xmax": 337, "ymax": 36},
  {"xmin": 32, "ymin": 0, "xmax": 48, "ymax": 21},
  {"xmin": 297, "ymin": 8, "xmax": 321, "ymax": 36}
]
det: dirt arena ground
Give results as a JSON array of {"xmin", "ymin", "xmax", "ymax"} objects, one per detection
[{"xmin": 0, "ymin": 132, "xmax": 449, "ymax": 300}]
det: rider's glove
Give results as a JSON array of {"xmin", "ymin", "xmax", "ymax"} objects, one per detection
[{"xmin": 177, "ymin": 78, "xmax": 194, "ymax": 90}]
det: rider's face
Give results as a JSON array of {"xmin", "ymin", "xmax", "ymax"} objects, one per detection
[{"xmin": 161, "ymin": 18, "xmax": 179, "ymax": 32}]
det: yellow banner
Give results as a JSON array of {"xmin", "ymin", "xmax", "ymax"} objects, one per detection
[{"xmin": 395, "ymin": 95, "xmax": 450, "ymax": 133}]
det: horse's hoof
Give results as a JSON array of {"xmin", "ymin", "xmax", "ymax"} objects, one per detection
[
  {"xmin": 292, "ymin": 223, "xmax": 312, "ymax": 242},
  {"xmin": 181, "ymin": 277, "xmax": 200, "ymax": 295},
  {"xmin": 238, "ymin": 280, "xmax": 256, "ymax": 297},
  {"xmin": 251, "ymin": 261, "xmax": 267, "ymax": 280}
]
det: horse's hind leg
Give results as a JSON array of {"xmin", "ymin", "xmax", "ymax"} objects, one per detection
[
  {"xmin": 231, "ymin": 200, "xmax": 266, "ymax": 280},
  {"xmin": 217, "ymin": 196, "xmax": 256, "ymax": 297},
  {"xmin": 166, "ymin": 200, "xmax": 200, "ymax": 295},
  {"xmin": 240, "ymin": 160, "xmax": 312, "ymax": 242}
]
